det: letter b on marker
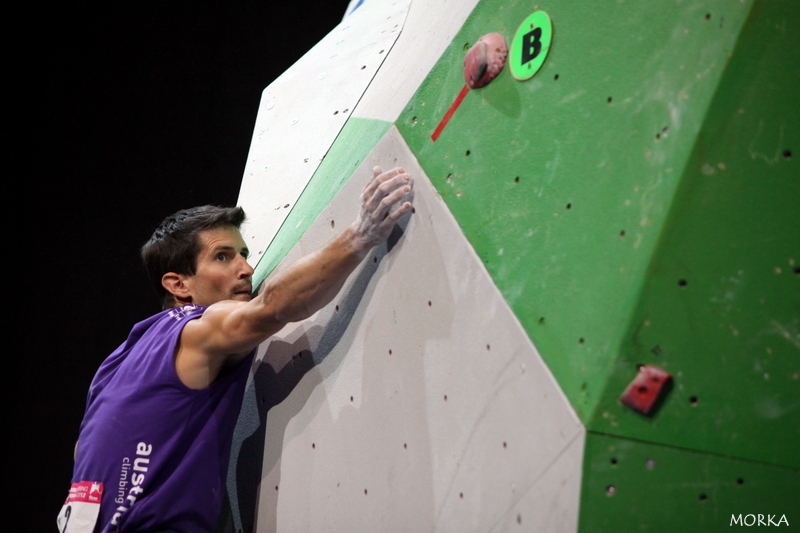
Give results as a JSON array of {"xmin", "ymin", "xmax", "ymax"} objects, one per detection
[
  {"xmin": 521, "ymin": 28, "xmax": 543, "ymax": 64},
  {"xmin": 510, "ymin": 11, "xmax": 552, "ymax": 81}
]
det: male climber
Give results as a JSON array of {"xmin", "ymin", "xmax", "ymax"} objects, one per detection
[{"xmin": 59, "ymin": 166, "xmax": 413, "ymax": 532}]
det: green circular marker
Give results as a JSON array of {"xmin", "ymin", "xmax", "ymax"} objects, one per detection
[{"xmin": 510, "ymin": 11, "xmax": 553, "ymax": 81}]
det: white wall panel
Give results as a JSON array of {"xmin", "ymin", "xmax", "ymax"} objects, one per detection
[
  {"xmin": 237, "ymin": 0, "xmax": 409, "ymax": 260},
  {"xmin": 235, "ymin": 127, "xmax": 584, "ymax": 532},
  {"xmin": 352, "ymin": 0, "xmax": 481, "ymax": 123}
]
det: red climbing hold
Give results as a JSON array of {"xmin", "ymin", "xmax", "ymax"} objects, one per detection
[{"xmin": 619, "ymin": 364, "xmax": 673, "ymax": 416}]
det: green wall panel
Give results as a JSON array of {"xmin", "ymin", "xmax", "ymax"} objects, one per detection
[
  {"xmin": 589, "ymin": 0, "xmax": 799, "ymax": 469},
  {"xmin": 253, "ymin": 117, "xmax": 391, "ymax": 286},
  {"xmin": 579, "ymin": 432, "xmax": 799, "ymax": 532},
  {"xmin": 396, "ymin": 0, "xmax": 753, "ymax": 421}
]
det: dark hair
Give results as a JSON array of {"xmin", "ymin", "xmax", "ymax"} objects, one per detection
[{"xmin": 141, "ymin": 205, "xmax": 246, "ymax": 309}]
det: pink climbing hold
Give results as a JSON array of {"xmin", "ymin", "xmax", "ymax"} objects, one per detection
[{"xmin": 463, "ymin": 32, "xmax": 508, "ymax": 89}]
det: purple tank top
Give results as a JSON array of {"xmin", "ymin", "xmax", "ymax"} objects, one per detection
[{"xmin": 71, "ymin": 304, "xmax": 255, "ymax": 532}]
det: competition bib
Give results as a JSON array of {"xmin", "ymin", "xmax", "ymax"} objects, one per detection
[{"xmin": 57, "ymin": 481, "xmax": 104, "ymax": 532}]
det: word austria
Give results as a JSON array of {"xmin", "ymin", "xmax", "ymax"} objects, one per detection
[{"xmin": 111, "ymin": 442, "xmax": 153, "ymax": 526}]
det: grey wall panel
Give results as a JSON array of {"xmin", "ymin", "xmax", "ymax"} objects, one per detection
[{"xmin": 227, "ymin": 127, "xmax": 584, "ymax": 532}]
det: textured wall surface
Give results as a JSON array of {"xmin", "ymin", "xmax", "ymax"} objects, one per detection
[{"xmin": 237, "ymin": 128, "xmax": 583, "ymax": 532}]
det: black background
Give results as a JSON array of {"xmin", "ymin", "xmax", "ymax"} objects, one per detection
[{"xmin": 24, "ymin": 1, "xmax": 350, "ymax": 530}]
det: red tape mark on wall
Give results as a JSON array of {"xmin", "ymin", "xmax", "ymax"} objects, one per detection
[{"xmin": 431, "ymin": 85, "xmax": 469, "ymax": 142}]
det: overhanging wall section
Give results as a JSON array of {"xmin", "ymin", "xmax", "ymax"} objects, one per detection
[
  {"xmin": 587, "ymin": 0, "xmax": 799, "ymax": 468},
  {"xmin": 395, "ymin": 0, "xmax": 757, "ymax": 429}
]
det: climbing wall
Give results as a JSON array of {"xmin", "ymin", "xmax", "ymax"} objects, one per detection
[
  {"xmin": 224, "ymin": 0, "xmax": 799, "ymax": 531},
  {"xmin": 394, "ymin": 0, "xmax": 799, "ymax": 527},
  {"xmin": 238, "ymin": 129, "xmax": 584, "ymax": 532}
]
